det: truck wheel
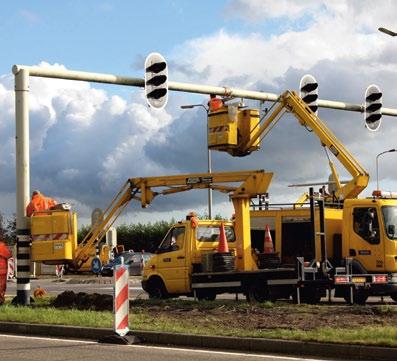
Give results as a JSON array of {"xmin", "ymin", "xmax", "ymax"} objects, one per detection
[
  {"xmin": 292, "ymin": 289, "xmax": 321, "ymax": 304},
  {"xmin": 391, "ymin": 294, "xmax": 397, "ymax": 303},
  {"xmin": 343, "ymin": 291, "xmax": 369, "ymax": 305},
  {"xmin": 196, "ymin": 290, "xmax": 216, "ymax": 301},
  {"xmin": 147, "ymin": 278, "xmax": 168, "ymax": 299},
  {"xmin": 246, "ymin": 284, "xmax": 269, "ymax": 303}
]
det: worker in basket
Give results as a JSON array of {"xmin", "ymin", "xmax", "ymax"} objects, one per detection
[
  {"xmin": 0, "ymin": 240, "xmax": 12, "ymax": 305},
  {"xmin": 26, "ymin": 190, "xmax": 57, "ymax": 217},
  {"xmin": 208, "ymin": 94, "xmax": 225, "ymax": 112}
]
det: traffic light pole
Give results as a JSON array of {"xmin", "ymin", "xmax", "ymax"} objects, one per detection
[
  {"xmin": 12, "ymin": 65, "xmax": 397, "ymax": 117},
  {"xmin": 14, "ymin": 68, "xmax": 31, "ymax": 305}
]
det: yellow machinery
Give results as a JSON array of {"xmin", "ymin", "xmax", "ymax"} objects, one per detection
[
  {"xmin": 31, "ymin": 169, "xmax": 272, "ymax": 272},
  {"xmin": 31, "ymin": 210, "xmax": 77, "ymax": 264},
  {"xmin": 208, "ymin": 90, "xmax": 369, "ymax": 201},
  {"xmin": 208, "ymin": 106, "xmax": 260, "ymax": 155},
  {"xmin": 209, "ymin": 90, "xmax": 397, "ymax": 301}
]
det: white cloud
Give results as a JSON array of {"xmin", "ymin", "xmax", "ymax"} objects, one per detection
[
  {"xmin": 2, "ymin": 2, "xmax": 397, "ymax": 224},
  {"xmin": 225, "ymin": 0, "xmax": 322, "ymax": 21}
]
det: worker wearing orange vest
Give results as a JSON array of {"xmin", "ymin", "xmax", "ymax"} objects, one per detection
[
  {"xmin": 0, "ymin": 241, "xmax": 12, "ymax": 305},
  {"xmin": 26, "ymin": 190, "xmax": 57, "ymax": 217},
  {"xmin": 208, "ymin": 94, "xmax": 224, "ymax": 112}
]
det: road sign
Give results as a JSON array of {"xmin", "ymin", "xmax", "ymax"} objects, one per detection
[{"xmin": 91, "ymin": 257, "xmax": 102, "ymax": 274}]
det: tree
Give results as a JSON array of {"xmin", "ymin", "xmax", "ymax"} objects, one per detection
[{"xmin": 0, "ymin": 212, "xmax": 16, "ymax": 245}]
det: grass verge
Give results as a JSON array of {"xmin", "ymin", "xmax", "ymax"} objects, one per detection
[{"xmin": 1, "ymin": 297, "xmax": 397, "ymax": 347}]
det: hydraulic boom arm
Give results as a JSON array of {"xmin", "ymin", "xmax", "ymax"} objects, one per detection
[
  {"xmin": 73, "ymin": 169, "xmax": 272, "ymax": 269},
  {"xmin": 237, "ymin": 90, "xmax": 369, "ymax": 201}
]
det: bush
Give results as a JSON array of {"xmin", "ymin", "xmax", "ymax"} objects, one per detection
[{"xmin": 78, "ymin": 219, "xmax": 174, "ymax": 252}]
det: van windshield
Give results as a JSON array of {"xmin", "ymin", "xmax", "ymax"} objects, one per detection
[
  {"xmin": 382, "ymin": 206, "xmax": 397, "ymax": 240},
  {"xmin": 196, "ymin": 225, "xmax": 235, "ymax": 242}
]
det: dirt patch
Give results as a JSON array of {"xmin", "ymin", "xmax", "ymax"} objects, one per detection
[
  {"xmin": 53, "ymin": 291, "xmax": 113, "ymax": 311},
  {"xmin": 52, "ymin": 292, "xmax": 397, "ymax": 332}
]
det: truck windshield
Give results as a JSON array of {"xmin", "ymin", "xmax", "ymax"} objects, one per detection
[
  {"xmin": 382, "ymin": 206, "xmax": 397, "ymax": 240},
  {"xmin": 197, "ymin": 225, "xmax": 235, "ymax": 242}
]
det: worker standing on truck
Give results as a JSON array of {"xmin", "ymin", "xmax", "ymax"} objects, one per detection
[
  {"xmin": 0, "ymin": 240, "xmax": 12, "ymax": 305},
  {"xmin": 26, "ymin": 190, "xmax": 57, "ymax": 217},
  {"xmin": 208, "ymin": 94, "xmax": 224, "ymax": 112}
]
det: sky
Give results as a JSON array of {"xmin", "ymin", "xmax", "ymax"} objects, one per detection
[{"xmin": 1, "ymin": 0, "xmax": 397, "ymax": 226}]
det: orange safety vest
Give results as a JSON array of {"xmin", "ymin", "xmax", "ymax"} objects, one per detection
[
  {"xmin": 26, "ymin": 194, "xmax": 57, "ymax": 217},
  {"xmin": 0, "ymin": 242, "xmax": 11, "ymax": 275},
  {"xmin": 209, "ymin": 98, "xmax": 224, "ymax": 112}
]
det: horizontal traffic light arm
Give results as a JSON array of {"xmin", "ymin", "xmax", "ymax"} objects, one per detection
[{"xmin": 13, "ymin": 64, "xmax": 397, "ymax": 117}]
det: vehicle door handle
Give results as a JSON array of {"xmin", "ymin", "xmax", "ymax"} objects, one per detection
[{"xmin": 177, "ymin": 256, "xmax": 185, "ymax": 259}]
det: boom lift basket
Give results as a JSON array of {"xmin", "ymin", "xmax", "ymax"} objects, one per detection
[
  {"xmin": 208, "ymin": 107, "xmax": 260, "ymax": 155},
  {"xmin": 31, "ymin": 210, "xmax": 77, "ymax": 264}
]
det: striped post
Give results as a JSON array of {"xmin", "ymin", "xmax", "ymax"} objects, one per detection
[
  {"xmin": 114, "ymin": 262, "xmax": 129, "ymax": 336},
  {"xmin": 16, "ymin": 234, "xmax": 31, "ymax": 304}
]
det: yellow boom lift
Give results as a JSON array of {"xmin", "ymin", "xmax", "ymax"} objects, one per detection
[
  {"xmin": 31, "ymin": 170, "xmax": 272, "ymax": 272},
  {"xmin": 207, "ymin": 90, "xmax": 397, "ymax": 303}
]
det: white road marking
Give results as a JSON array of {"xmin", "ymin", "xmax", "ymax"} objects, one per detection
[{"xmin": 0, "ymin": 334, "xmax": 326, "ymax": 360}]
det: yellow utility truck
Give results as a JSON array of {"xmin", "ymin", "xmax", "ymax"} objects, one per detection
[
  {"xmin": 208, "ymin": 90, "xmax": 397, "ymax": 303},
  {"xmin": 30, "ymin": 169, "xmax": 272, "ymax": 273}
]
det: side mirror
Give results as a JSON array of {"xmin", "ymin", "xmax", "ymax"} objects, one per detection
[{"xmin": 388, "ymin": 224, "xmax": 396, "ymax": 238}]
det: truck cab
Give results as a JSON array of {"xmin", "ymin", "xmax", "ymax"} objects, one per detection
[
  {"xmin": 142, "ymin": 217, "xmax": 236, "ymax": 298},
  {"xmin": 343, "ymin": 195, "xmax": 397, "ymax": 274}
]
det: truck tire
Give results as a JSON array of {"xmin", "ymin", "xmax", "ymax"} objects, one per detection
[
  {"xmin": 292, "ymin": 288, "xmax": 321, "ymax": 304},
  {"xmin": 391, "ymin": 293, "xmax": 397, "ymax": 303},
  {"xmin": 147, "ymin": 278, "xmax": 168, "ymax": 299},
  {"xmin": 246, "ymin": 284, "xmax": 270, "ymax": 303},
  {"xmin": 343, "ymin": 291, "xmax": 369, "ymax": 305},
  {"xmin": 196, "ymin": 290, "xmax": 216, "ymax": 301}
]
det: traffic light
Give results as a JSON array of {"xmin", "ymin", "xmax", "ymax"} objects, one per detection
[
  {"xmin": 364, "ymin": 84, "xmax": 382, "ymax": 131},
  {"xmin": 144, "ymin": 52, "xmax": 168, "ymax": 109},
  {"xmin": 299, "ymin": 74, "xmax": 318, "ymax": 114}
]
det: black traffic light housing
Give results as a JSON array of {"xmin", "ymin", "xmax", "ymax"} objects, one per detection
[{"xmin": 144, "ymin": 53, "xmax": 168, "ymax": 109}]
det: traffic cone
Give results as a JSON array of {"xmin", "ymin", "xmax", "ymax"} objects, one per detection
[
  {"xmin": 217, "ymin": 223, "xmax": 229, "ymax": 253},
  {"xmin": 264, "ymin": 225, "xmax": 274, "ymax": 254}
]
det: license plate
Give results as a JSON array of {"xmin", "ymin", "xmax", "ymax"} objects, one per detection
[{"xmin": 352, "ymin": 277, "xmax": 366, "ymax": 283}]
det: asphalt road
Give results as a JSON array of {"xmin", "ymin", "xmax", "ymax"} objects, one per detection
[
  {"xmin": 5, "ymin": 276, "xmax": 147, "ymax": 299},
  {"xmin": 5, "ymin": 276, "xmax": 396, "ymax": 304},
  {"xmin": 0, "ymin": 334, "xmax": 342, "ymax": 361}
]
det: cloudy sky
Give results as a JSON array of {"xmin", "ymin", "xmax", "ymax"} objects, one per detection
[{"xmin": 1, "ymin": 1, "xmax": 397, "ymax": 225}]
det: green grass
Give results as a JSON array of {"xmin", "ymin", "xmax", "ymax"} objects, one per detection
[{"xmin": 1, "ymin": 298, "xmax": 397, "ymax": 347}]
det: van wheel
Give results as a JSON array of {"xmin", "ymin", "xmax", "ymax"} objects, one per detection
[
  {"xmin": 147, "ymin": 278, "xmax": 168, "ymax": 299},
  {"xmin": 246, "ymin": 284, "xmax": 269, "ymax": 303}
]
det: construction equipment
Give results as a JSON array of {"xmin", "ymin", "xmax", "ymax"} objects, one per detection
[
  {"xmin": 142, "ymin": 186, "xmax": 390, "ymax": 304},
  {"xmin": 208, "ymin": 90, "xmax": 368, "ymax": 201},
  {"xmin": 31, "ymin": 169, "xmax": 272, "ymax": 272},
  {"xmin": 208, "ymin": 90, "xmax": 397, "ymax": 302}
]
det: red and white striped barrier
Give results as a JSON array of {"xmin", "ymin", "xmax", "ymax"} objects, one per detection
[
  {"xmin": 7, "ymin": 257, "xmax": 15, "ymax": 280},
  {"xmin": 114, "ymin": 264, "xmax": 129, "ymax": 336},
  {"xmin": 55, "ymin": 264, "xmax": 64, "ymax": 279}
]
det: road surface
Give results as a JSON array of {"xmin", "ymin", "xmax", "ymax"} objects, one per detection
[
  {"xmin": 5, "ymin": 276, "xmax": 147, "ymax": 299},
  {"xmin": 0, "ymin": 334, "xmax": 345, "ymax": 361},
  {"xmin": 5, "ymin": 276, "xmax": 396, "ymax": 304}
]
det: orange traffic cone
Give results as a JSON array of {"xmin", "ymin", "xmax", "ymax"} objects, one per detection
[
  {"xmin": 264, "ymin": 225, "xmax": 274, "ymax": 254},
  {"xmin": 218, "ymin": 223, "xmax": 229, "ymax": 253}
]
